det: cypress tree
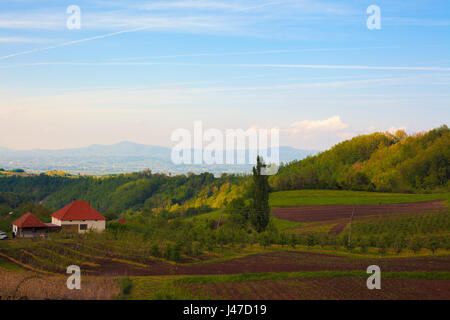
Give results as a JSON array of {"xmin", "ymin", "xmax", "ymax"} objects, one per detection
[{"xmin": 250, "ymin": 156, "xmax": 270, "ymax": 232}]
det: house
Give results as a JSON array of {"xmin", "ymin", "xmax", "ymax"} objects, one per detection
[
  {"xmin": 51, "ymin": 200, "xmax": 106, "ymax": 233},
  {"xmin": 12, "ymin": 212, "xmax": 60, "ymax": 238}
]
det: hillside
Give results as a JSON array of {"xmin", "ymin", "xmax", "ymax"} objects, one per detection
[
  {"xmin": 0, "ymin": 171, "xmax": 247, "ymax": 219},
  {"xmin": 270, "ymin": 125, "xmax": 450, "ymax": 193},
  {"xmin": 0, "ymin": 126, "xmax": 448, "ymax": 221}
]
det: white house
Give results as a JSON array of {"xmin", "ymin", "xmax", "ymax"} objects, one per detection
[{"xmin": 51, "ymin": 200, "xmax": 106, "ymax": 233}]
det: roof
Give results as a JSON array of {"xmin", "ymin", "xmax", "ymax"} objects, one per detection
[
  {"xmin": 51, "ymin": 200, "xmax": 106, "ymax": 221},
  {"xmin": 116, "ymin": 218, "xmax": 127, "ymax": 224},
  {"xmin": 12, "ymin": 212, "xmax": 47, "ymax": 228},
  {"xmin": 44, "ymin": 223, "xmax": 60, "ymax": 227}
]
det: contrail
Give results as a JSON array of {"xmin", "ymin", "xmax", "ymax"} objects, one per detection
[
  {"xmin": 2, "ymin": 61, "xmax": 449, "ymax": 72},
  {"xmin": 104, "ymin": 46, "xmax": 402, "ymax": 61},
  {"xmin": 0, "ymin": 26, "xmax": 150, "ymax": 61},
  {"xmin": 204, "ymin": 63, "xmax": 450, "ymax": 71}
]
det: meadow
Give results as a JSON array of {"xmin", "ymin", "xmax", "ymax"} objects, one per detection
[{"xmin": 269, "ymin": 190, "xmax": 450, "ymax": 207}]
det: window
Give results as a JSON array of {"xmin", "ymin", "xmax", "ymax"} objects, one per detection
[{"xmin": 79, "ymin": 224, "xmax": 88, "ymax": 231}]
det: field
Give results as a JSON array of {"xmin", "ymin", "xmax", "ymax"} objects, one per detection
[
  {"xmin": 1, "ymin": 190, "xmax": 449, "ymax": 300},
  {"xmin": 269, "ymin": 190, "xmax": 450, "ymax": 207}
]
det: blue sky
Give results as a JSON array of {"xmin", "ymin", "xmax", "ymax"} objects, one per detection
[{"xmin": 0, "ymin": 0, "xmax": 449, "ymax": 150}]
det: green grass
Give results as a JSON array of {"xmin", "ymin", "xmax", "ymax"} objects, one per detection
[
  {"xmin": 270, "ymin": 190, "xmax": 450, "ymax": 208},
  {"xmin": 271, "ymin": 215, "xmax": 301, "ymax": 231},
  {"xmin": 0, "ymin": 257, "xmax": 25, "ymax": 272},
  {"xmin": 183, "ymin": 210, "xmax": 226, "ymax": 222},
  {"xmin": 128, "ymin": 276, "xmax": 210, "ymax": 300},
  {"xmin": 177, "ymin": 270, "xmax": 450, "ymax": 284}
]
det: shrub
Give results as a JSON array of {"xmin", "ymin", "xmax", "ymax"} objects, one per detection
[
  {"xmin": 319, "ymin": 234, "xmax": 329, "ymax": 248},
  {"xmin": 289, "ymin": 234, "xmax": 297, "ymax": 248},
  {"xmin": 393, "ymin": 235, "xmax": 407, "ymax": 254},
  {"xmin": 425, "ymin": 236, "xmax": 440, "ymax": 254},
  {"xmin": 150, "ymin": 243, "xmax": 160, "ymax": 257},
  {"xmin": 259, "ymin": 232, "xmax": 271, "ymax": 248},
  {"xmin": 377, "ymin": 237, "xmax": 388, "ymax": 255},
  {"xmin": 279, "ymin": 233, "xmax": 288, "ymax": 247},
  {"xmin": 409, "ymin": 236, "xmax": 423, "ymax": 254},
  {"xmin": 306, "ymin": 234, "xmax": 317, "ymax": 247},
  {"xmin": 359, "ymin": 238, "xmax": 369, "ymax": 253},
  {"xmin": 119, "ymin": 277, "xmax": 133, "ymax": 297}
]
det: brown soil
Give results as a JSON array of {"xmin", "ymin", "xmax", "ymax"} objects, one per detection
[
  {"xmin": 272, "ymin": 200, "xmax": 446, "ymax": 223},
  {"xmin": 2, "ymin": 246, "xmax": 449, "ymax": 277},
  {"xmin": 186, "ymin": 277, "xmax": 450, "ymax": 300},
  {"xmin": 328, "ymin": 221, "xmax": 349, "ymax": 235},
  {"xmin": 83, "ymin": 251, "xmax": 450, "ymax": 276}
]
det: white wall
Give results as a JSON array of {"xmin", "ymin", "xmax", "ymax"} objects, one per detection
[{"xmin": 52, "ymin": 217, "xmax": 105, "ymax": 233}]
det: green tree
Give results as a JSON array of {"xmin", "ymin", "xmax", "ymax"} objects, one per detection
[
  {"xmin": 249, "ymin": 156, "xmax": 270, "ymax": 233},
  {"xmin": 289, "ymin": 234, "xmax": 297, "ymax": 248},
  {"xmin": 393, "ymin": 235, "xmax": 407, "ymax": 254},
  {"xmin": 426, "ymin": 236, "xmax": 440, "ymax": 254},
  {"xmin": 409, "ymin": 236, "xmax": 423, "ymax": 254}
]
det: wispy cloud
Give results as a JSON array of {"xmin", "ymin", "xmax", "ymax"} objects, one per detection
[
  {"xmin": 0, "ymin": 37, "xmax": 50, "ymax": 43},
  {"xmin": 136, "ymin": 0, "xmax": 281, "ymax": 12},
  {"xmin": 384, "ymin": 17, "xmax": 450, "ymax": 27},
  {"xmin": 0, "ymin": 26, "xmax": 151, "ymax": 61},
  {"xmin": 3, "ymin": 61, "xmax": 449, "ymax": 72},
  {"xmin": 205, "ymin": 63, "xmax": 450, "ymax": 72}
]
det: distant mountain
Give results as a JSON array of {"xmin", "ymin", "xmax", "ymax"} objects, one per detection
[{"xmin": 0, "ymin": 141, "xmax": 318, "ymax": 175}]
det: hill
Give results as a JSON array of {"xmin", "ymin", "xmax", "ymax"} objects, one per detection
[
  {"xmin": 270, "ymin": 125, "xmax": 450, "ymax": 193},
  {"xmin": 0, "ymin": 141, "xmax": 316, "ymax": 175}
]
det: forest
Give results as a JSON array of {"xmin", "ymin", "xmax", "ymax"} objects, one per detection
[{"xmin": 270, "ymin": 125, "xmax": 450, "ymax": 193}]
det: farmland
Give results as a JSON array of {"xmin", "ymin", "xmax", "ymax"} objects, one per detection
[
  {"xmin": 1, "ymin": 188, "xmax": 449, "ymax": 300},
  {"xmin": 269, "ymin": 189, "xmax": 450, "ymax": 207}
]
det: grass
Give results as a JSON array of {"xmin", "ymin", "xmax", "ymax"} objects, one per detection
[
  {"xmin": 0, "ymin": 257, "xmax": 25, "ymax": 272},
  {"xmin": 270, "ymin": 190, "xmax": 450, "ymax": 208},
  {"xmin": 177, "ymin": 270, "xmax": 450, "ymax": 284},
  {"xmin": 123, "ymin": 270, "xmax": 450, "ymax": 299},
  {"xmin": 184, "ymin": 210, "xmax": 226, "ymax": 222},
  {"xmin": 128, "ymin": 276, "xmax": 209, "ymax": 300},
  {"xmin": 116, "ymin": 277, "xmax": 133, "ymax": 299},
  {"xmin": 271, "ymin": 215, "xmax": 301, "ymax": 231}
]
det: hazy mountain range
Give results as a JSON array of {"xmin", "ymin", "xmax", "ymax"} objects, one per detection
[{"xmin": 0, "ymin": 141, "xmax": 318, "ymax": 175}]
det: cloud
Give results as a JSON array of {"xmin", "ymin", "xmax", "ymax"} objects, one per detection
[
  {"xmin": 289, "ymin": 116, "xmax": 348, "ymax": 134},
  {"xmin": 213, "ymin": 63, "xmax": 450, "ymax": 72},
  {"xmin": 0, "ymin": 26, "xmax": 152, "ymax": 61},
  {"xmin": 388, "ymin": 126, "xmax": 407, "ymax": 134},
  {"xmin": 137, "ymin": 0, "xmax": 277, "ymax": 11},
  {"xmin": 0, "ymin": 37, "xmax": 50, "ymax": 43},
  {"xmin": 336, "ymin": 132, "xmax": 357, "ymax": 140}
]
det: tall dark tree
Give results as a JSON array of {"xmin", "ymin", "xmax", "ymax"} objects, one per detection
[{"xmin": 250, "ymin": 156, "xmax": 270, "ymax": 232}]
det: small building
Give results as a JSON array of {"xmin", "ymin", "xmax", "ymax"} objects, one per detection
[
  {"xmin": 116, "ymin": 218, "xmax": 127, "ymax": 224},
  {"xmin": 12, "ymin": 212, "xmax": 60, "ymax": 238},
  {"xmin": 51, "ymin": 200, "xmax": 106, "ymax": 233}
]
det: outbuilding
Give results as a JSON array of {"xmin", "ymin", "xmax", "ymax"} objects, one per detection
[{"xmin": 12, "ymin": 212, "xmax": 59, "ymax": 238}]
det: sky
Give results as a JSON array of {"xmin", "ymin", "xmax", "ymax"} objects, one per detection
[{"xmin": 0, "ymin": 0, "xmax": 449, "ymax": 151}]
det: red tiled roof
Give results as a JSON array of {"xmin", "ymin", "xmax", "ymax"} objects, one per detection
[
  {"xmin": 116, "ymin": 218, "xmax": 127, "ymax": 224},
  {"xmin": 51, "ymin": 200, "xmax": 106, "ymax": 221},
  {"xmin": 12, "ymin": 212, "xmax": 47, "ymax": 228}
]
